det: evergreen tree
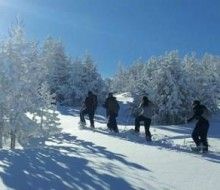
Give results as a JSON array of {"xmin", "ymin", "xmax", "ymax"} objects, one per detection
[
  {"xmin": 41, "ymin": 37, "xmax": 70, "ymax": 103},
  {"xmin": 0, "ymin": 22, "xmax": 60, "ymax": 149}
]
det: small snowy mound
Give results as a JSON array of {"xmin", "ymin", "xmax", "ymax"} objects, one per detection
[{"xmin": 115, "ymin": 92, "xmax": 134, "ymax": 104}]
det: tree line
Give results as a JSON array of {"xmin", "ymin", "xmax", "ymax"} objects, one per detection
[
  {"xmin": 0, "ymin": 22, "xmax": 219, "ymax": 148},
  {"xmin": 110, "ymin": 51, "xmax": 220, "ymax": 124}
]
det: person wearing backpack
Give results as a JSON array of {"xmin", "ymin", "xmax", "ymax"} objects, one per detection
[
  {"xmin": 135, "ymin": 96, "xmax": 154, "ymax": 141},
  {"xmin": 103, "ymin": 93, "xmax": 120, "ymax": 133},
  {"xmin": 80, "ymin": 91, "xmax": 98, "ymax": 128},
  {"xmin": 187, "ymin": 100, "xmax": 210, "ymax": 152}
]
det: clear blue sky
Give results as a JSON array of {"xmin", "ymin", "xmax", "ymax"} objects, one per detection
[{"xmin": 0, "ymin": 0, "xmax": 220, "ymax": 77}]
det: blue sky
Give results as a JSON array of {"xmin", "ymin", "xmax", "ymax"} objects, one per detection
[{"xmin": 0, "ymin": 0, "xmax": 220, "ymax": 77}]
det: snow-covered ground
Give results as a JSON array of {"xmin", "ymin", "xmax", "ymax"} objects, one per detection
[{"xmin": 0, "ymin": 95, "xmax": 220, "ymax": 190}]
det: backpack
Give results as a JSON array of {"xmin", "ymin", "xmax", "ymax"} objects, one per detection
[
  {"xmin": 202, "ymin": 107, "xmax": 211, "ymax": 120},
  {"xmin": 108, "ymin": 98, "xmax": 119, "ymax": 114},
  {"xmin": 85, "ymin": 94, "xmax": 97, "ymax": 110}
]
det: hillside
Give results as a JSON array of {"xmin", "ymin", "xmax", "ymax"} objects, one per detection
[{"xmin": 0, "ymin": 94, "xmax": 219, "ymax": 190}]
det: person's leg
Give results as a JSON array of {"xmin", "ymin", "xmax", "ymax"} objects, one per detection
[
  {"xmin": 112, "ymin": 114, "xmax": 119, "ymax": 133},
  {"xmin": 135, "ymin": 116, "xmax": 143, "ymax": 132},
  {"xmin": 200, "ymin": 120, "xmax": 209, "ymax": 151},
  {"xmin": 80, "ymin": 109, "xmax": 87, "ymax": 124},
  {"xmin": 88, "ymin": 110, "xmax": 95, "ymax": 128},
  {"xmin": 108, "ymin": 114, "xmax": 114, "ymax": 131},
  {"xmin": 107, "ymin": 115, "xmax": 111, "ymax": 130},
  {"xmin": 144, "ymin": 118, "xmax": 152, "ymax": 141},
  {"xmin": 192, "ymin": 122, "xmax": 200, "ymax": 147}
]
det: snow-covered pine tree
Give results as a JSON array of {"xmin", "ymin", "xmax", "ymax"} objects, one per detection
[
  {"xmin": 65, "ymin": 58, "xmax": 85, "ymax": 105},
  {"xmin": 110, "ymin": 63, "xmax": 129, "ymax": 93},
  {"xmin": 126, "ymin": 59, "xmax": 151, "ymax": 115},
  {"xmin": 201, "ymin": 54, "xmax": 220, "ymax": 111},
  {"xmin": 113, "ymin": 51, "xmax": 195, "ymax": 124},
  {"xmin": 72, "ymin": 54, "xmax": 107, "ymax": 104},
  {"xmin": 183, "ymin": 53, "xmax": 218, "ymax": 114},
  {"xmin": 104, "ymin": 78, "xmax": 113, "ymax": 93},
  {"xmin": 41, "ymin": 37, "xmax": 70, "ymax": 104},
  {"xmin": 0, "ymin": 22, "xmax": 60, "ymax": 149},
  {"xmin": 127, "ymin": 59, "xmax": 145, "ymax": 93},
  {"xmin": 150, "ymin": 51, "xmax": 189, "ymax": 124}
]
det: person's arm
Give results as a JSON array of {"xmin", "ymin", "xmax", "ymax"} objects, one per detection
[
  {"xmin": 138, "ymin": 102, "xmax": 143, "ymax": 109},
  {"xmin": 81, "ymin": 99, "xmax": 86, "ymax": 111},
  {"xmin": 187, "ymin": 114, "xmax": 196, "ymax": 123},
  {"xmin": 187, "ymin": 107, "xmax": 201, "ymax": 122},
  {"xmin": 135, "ymin": 102, "xmax": 142, "ymax": 116},
  {"xmin": 187, "ymin": 105, "xmax": 203, "ymax": 123}
]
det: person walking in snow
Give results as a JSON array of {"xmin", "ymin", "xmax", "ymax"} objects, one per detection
[
  {"xmin": 187, "ymin": 100, "xmax": 210, "ymax": 152},
  {"xmin": 135, "ymin": 96, "xmax": 154, "ymax": 141},
  {"xmin": 80, "ymin": 91, "xmax": 98, "ymax": 128},
  {"xmin": 103, "ymin": 93, "xmax": 120, "ymax": 133}
]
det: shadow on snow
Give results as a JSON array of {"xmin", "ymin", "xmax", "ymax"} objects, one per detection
[
  {"xmin": 81, "ymin": 125, "xmax": 220, "ymax": 165},
  {"xmin": 0, "ymin": 133, "xmax": 154, "ymax": 190},
  {"xmin": 58, "ymin": 106, "xmax": 220, "ymax": 164}
]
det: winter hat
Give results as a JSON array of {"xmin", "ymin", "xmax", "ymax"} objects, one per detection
[
  {"xmin": 88, "ymin": 91, "xmax": 93, "ymax": 96},
  {"xmin": 143, "ymin": 96, "xmax": 149, "ymax": 102},
  {"xmin": 193, "ymin": 100, "xmax": 200, "ymax": 106}
]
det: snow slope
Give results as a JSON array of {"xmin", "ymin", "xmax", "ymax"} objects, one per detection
[{"xmin": 0, "ymin": 95, "xmax": 220, "ymax": 190}]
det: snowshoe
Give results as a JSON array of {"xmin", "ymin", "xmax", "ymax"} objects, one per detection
[
  {"xmin": 90, "ymin": 125, "xmax": 95, "ymax": 129},
  {"xmin": 146, "ymin": 136, "xmax": 152, "ymax": 142},
  {"xmin": 132, "ymin": 129, "xmax": 140, "ymax": 136},
  {"xmin": 79, "ymin": 121, "xmax": 86, "ymax": 129},
  {"xmin": 190, "ymin": 145, "xmax": 209, "ymax": 154},
  {"xmin": 190, "ymin": 146, "xmax": 201, "ymax": 152},
  {"xmin": 201, "ymin": 146, "xmax": 208, "ymax": 153}
]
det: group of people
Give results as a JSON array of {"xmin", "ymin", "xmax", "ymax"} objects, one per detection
[
  {"xmin": 80, "ymin": 91, "xmax": 120, "ymax": 132},
  {"xmin": 80, "ymin": 91, "xmax": 210, "ymax": 152}
]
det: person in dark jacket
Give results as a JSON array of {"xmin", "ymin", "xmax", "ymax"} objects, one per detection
[
  {"xmin": 103, "ymin": 93, "xmax": 120, "ymax": 133},
  {"xmin": 187, "ymin": 100, "xmax": 210, "ymax": 152},
  {"xmin": 135, "ymin": 96, "xmax": 154, "ymax": 141},
  {"xmin": 80, "ymin": 91, "xmax": 97, "ymax": 128}
]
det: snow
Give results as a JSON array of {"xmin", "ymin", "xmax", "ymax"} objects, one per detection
[
  {"xmin": 0, "ymin": 95, "xmax": 220, "ymax": 190},
  {"xmin": 115, "ymin": 92, "xmax": 134, "ymax": 104}
]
